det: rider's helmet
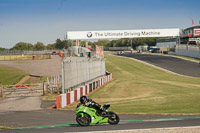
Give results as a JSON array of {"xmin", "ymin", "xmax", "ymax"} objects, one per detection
[{"xmin": 80, "ymin": 96, "xmax": 87, "ymax": 104}]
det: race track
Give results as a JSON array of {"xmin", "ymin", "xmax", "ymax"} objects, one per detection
[
  {"xmin": 121, "ymin": 53, "xmax": 200, "ymax": 77},
  {"xmin": 1, "ymin": 116, "xmax": 200, "ymax": 133}
]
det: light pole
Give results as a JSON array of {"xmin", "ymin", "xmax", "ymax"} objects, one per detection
[
  {"xmin": 131, "ymin": 39, "xmax": 132, "ymax": 48},
  {"xmin": 130, "ymin": 39, "xmax": 133, "ymax": 53}
]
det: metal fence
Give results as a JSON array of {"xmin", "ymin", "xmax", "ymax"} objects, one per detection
[
  {"xmin": 176, "ymin": 44, "xmax": 200, "ymax": 59},
  {"xmin": 104, "ymin": 47, "xmax": 132, "ymax": 51},
  {"xmin": 0, "ymin": 50, "xmax": 50, "ymax": 55},
  {"xmin": 0, "ymin": 47, "xmax": 95, "ymax": 58},
  {"xmin": 0, "ymin": 54, "xmax": 51, "ymax": 61},
  {"xmin": 47, "ymin": 75, "xmax": 62, "ymax": 94},
  {"xmin": 62, "ymin": 57, "xmax": 105, "ymax": 93}
]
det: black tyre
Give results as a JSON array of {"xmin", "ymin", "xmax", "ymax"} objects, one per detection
[
  {"xmin": 108, "ymin": 112, "xmax": 120, "ymax": 125},
  {"xmin": 76, "ymin": 113, "xmax": 91, "ymax": 126}
]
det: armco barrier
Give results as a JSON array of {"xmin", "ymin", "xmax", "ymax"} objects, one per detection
[{"xmin": 56, "ymin": 73, "xmax": 113, "ymax": 109}]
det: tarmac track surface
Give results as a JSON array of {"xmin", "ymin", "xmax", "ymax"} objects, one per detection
[
  {"xmin": 1, "ymin": 117, "xmax": 200, "ymax": 133},
  {"xmin": 121, "ymin": 53, "xmax": 200, "ymax": 77}
]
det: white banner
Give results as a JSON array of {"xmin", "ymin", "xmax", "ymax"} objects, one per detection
[{"xmin": 66, "ymin": 28, "xmax": 180, "ymax": 40}]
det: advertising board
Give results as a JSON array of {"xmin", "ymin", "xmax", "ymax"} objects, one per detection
[
  {"xmin": 66, "ymin": 28, "xmax": 180, "ymax": 40},
  {"xmin": 194, "ymin": 28, "xmax": 200, "ymax": 36}
]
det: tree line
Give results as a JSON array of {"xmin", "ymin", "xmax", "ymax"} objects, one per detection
[
  {"xmin": 0, "ymin": 37, "xmax": 158, "ymax": 51},
  {"xmin": 12, "ymin": 39, "xmax": 73, "ymax": 51},
  {"xmin": 89, "ymin": 37, "xmax": 158, "ymax": 49}
]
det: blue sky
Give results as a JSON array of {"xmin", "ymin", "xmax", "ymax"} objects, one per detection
[{"xmin": 0, "ymin": 0, "xmax": 200, "ymax": 48}]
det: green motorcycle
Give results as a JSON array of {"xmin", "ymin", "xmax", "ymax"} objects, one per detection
[{"xmin": 76, "ymin": 104, "xmax": 120, "ymax": 126}]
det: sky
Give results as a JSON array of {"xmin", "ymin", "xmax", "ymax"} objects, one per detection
[{"xmin": 0, "ymin": 0, "xmax": 200, "ymax": 48}]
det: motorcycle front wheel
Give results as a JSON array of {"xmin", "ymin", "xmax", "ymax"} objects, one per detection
[
  {"xmin": 76, "ymin": 113, "xmax": 91, "ymax": 126},
  {"xmin": 108, "ymin": 112, "xmax": 120, "ymax": 125}
]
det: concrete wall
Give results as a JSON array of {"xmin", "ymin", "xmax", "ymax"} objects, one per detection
[
  {"xmin": 157, "ymin": 42, "xmax": 176, "ymax": 51},
  {"xmin": 175, "ymin": 45, "xmax": 200, "ymax": 59},
  {"xmin": 62, "ymin": 57, "xmax": 105, "ymax": 93},
  {"xmin": 56, "ymin": 74, "xmax": 113, "ymax": 108}
]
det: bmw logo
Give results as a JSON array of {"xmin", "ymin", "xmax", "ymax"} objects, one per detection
[{"xmin": 87, "ymin": 32, "xmax": 92, "ymax": 38}]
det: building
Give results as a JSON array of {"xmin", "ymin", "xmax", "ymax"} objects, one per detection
[{"xmin": 180, "ymin": 25, "xmax": 200, "ymax": 44}]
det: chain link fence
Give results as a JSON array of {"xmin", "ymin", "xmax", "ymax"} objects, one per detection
[
  {"xmin": 0, "ymin": 54, "xmax": 51, "ymax": 61},
  {"xmin": 0, "ymin": 50, "xmax": 54, "ymax": 55},
  {"xmin": 0, "ymin": 50, "xmax": 63, "ymax": 61}
]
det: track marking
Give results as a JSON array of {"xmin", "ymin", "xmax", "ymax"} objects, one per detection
[
  {"xmin": 71, "ymin": 126, "xmax": 200, "ymax": 133},
  {"xmin": 12, "ymin": 115, "xmax": 200, "ymax": 130}
]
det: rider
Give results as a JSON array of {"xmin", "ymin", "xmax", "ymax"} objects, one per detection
[{"xmin": 80, "ymin": 96, "xmax": 104, "ymax": 116}]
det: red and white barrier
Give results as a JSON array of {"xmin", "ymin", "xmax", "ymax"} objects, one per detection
[{"xmin": 56, "ymin": 74, "xmax": 113, "ymax": 109}]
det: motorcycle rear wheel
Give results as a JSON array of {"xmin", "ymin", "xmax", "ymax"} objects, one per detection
[
  {"xmin": 76, "ymin": 113, "xmax": 91, "ymax": 126},
  {"xmin": 108, "ymin": 112, "xmax": 120, "ymax": 125}
]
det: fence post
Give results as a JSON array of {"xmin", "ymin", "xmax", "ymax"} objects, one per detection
[
  {"xmin": 0, "ymin": 83, "xmax": 3, "ymax": 98},
  {"xmin": 62, "ymin": 60, "xmax": 65, "ymax": 94},
  {"xmin": 43, "ymin": 82, "xmax": 48, "ymax": 96}
]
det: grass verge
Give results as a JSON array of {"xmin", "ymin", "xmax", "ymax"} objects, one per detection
[
  {"xmin": 66, "ymin": 54, "xmax": 200, "ymax": 114},
  {"xmin": 42, "ymin": 94, "xmax": 58, "ymax": 101},
  {"xmin": 0, "ymin": 65, "xmax": 26, "ymax": 85},
  {"xmin": 0, "ymin": 126, "xmax": 12, "ymax": 130}
]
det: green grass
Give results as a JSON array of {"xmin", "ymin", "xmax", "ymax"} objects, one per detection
[
  {"xmin": 23, "ymin": 76, "xmax": 48, "ymax": 84},
  {"xmin": 42, "ymin": 94, "xmax": 58, "ymax": 101},
  {"xmin": 23, "ymin": 78, "xmax": 31, "ymax": 84},
  {"xmin": 0, "ymin": 66, "xmax": 26, "ymax": 85},
  {"xmin": 86, "ymin": 55, "xmax": 200, "ymax": 114},
  {"xmin": 0, "ymin": 126, "xmax": 12, "ymax": 130}
]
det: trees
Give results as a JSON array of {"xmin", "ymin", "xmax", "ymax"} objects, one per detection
[
  {"xmin": 34, "ymin": 42, "xmax": 46, "ymax": 50},
  {"xmin": 27, "ymin": 43, "xmax": 34, "ymax": 50},
  {"xmin": 47, "ymin": 43, "xmax": 56, "ymax": 50},
  {"xmin": 11, "ymin": 39, "xmax": 73, "ymax": 51},
  {"xmin": 0, "ymin": 47, "xmax": 6, "ymax": 51},
  {"xmin": 9, "ymin": 37, "xmax": 158, "ymax": 51},
  {"xmin": 13, "ymin": 42, "xmax": 32, "ymax": 50},
  {"xmin": 94, "ymin": 40, "xmax": 110, "ymax": 47},
  {"xmin": 55, "ymin": 39, "xmax": 71, "ymax": 49},
  {"xmin": 89, "ymin": 38, "xmax": 157, "ymax": 49},
  {"xmin": 12, "ymin": 42, "xmax": 45, "ymax": 51},
  {"xmin": 55, "ymin": 39, "xmax": 64, "ymax": 49}
]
